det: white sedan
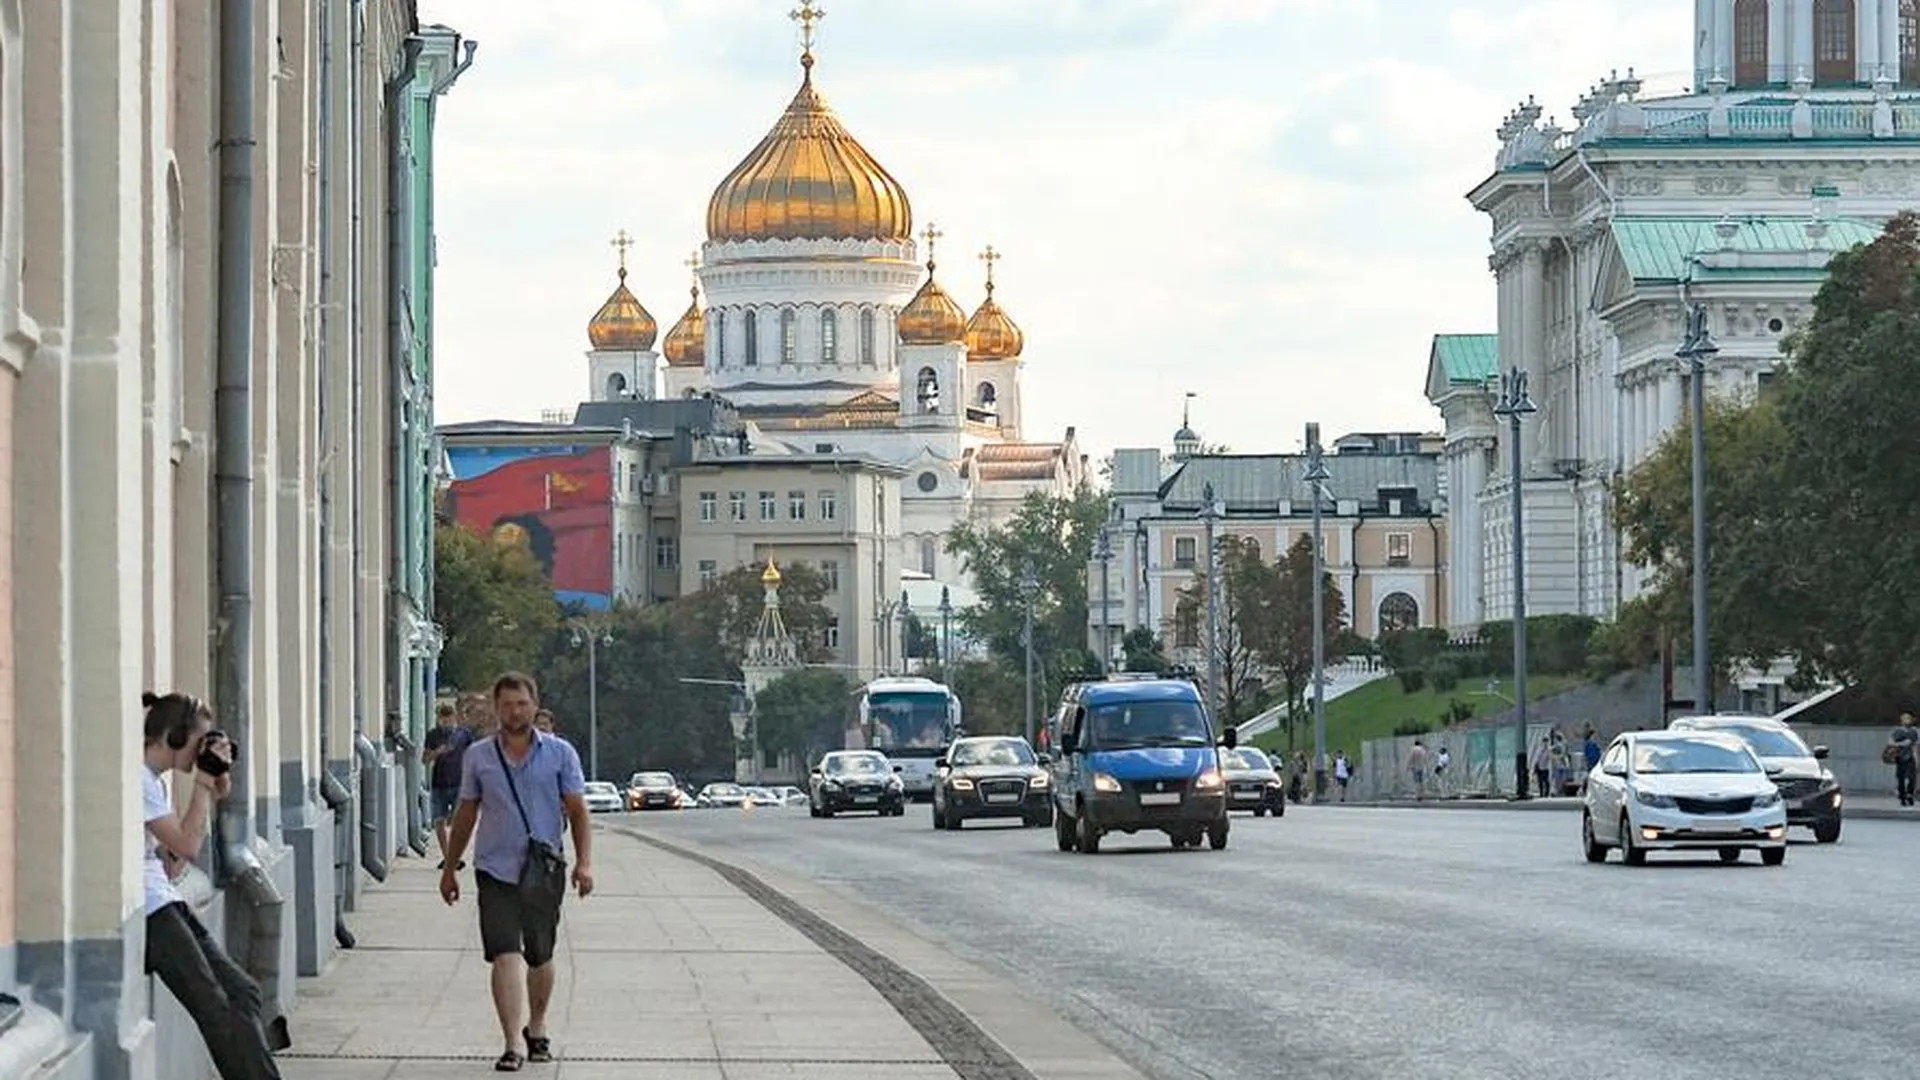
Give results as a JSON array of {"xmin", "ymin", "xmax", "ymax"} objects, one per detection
[
  {"xmin": 581, "ymin": 781, "xmax": 624, "ymax": 814},
  {"xmin": 1581, "ymin": 730, "xmax": 1787, "ymax": 866}
]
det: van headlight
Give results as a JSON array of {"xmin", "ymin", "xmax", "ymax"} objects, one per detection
[
  {"xmin": 1092, "ymin": 772, "xmax": 1122, "ymax": 793},
  {"xmin": 1194, "ymin": 769, "xmax": 1224, "ymax": 791}
]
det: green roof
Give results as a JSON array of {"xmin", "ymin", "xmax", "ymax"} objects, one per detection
[
  {"xmin": 1610, "ymin": 216, "xmax": 1881, "ymax": 282},
  {"xmin": 1432, "ymin": 334, "xmax": 1498, "ymax": 384}
]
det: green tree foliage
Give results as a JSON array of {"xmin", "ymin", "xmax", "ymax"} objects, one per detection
[
  {"xmin": 433, "ymin": 522, "xmax": 560, "ymax": 693},
  {"xmin": 946, "ymin": 659, "xmax": 1027, "ymax": 737},
  {"xmin": 1246, "ymin": 535, "xmax": 1348, "ymax": 749},
  {"xmin": 1175, "ymin": 536, "xmax": 1273, "ymax": 723},
  {"xmin": 1120, "ymin": 628, "xmax": 1169, "ymax": 672},
  {"xmin": 675, "ymin": 561, "xmax": 836, "ymax": 666},
  {"xmin": 753, "ymin": 669, "xmax": 857, "ymax": 769}
]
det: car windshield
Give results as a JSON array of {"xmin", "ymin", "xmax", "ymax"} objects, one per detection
[
  {"xmin": 706, "ymin": 783, "xmax": 742, "ymax": 795},
  {"xmin": 949, "ymin": 739, "xmax": 1035, "ymax": 767},
  {"xmin": 826, "ymin": 755, "xmax": 888, "ymax": 776},
  {"xmin": 868, "ymin": 692, "xmax": 952, "ymax": 751},
  {"xmin": 1086, "ymin": 700, "xmax": 1211, "ymax": 749},
  {"xmin": 584, "ymin": 782, "xmax": 616, "ymax": 795},
  {"xmin": 1633, "ymin": 740, "xmax": 1760, "ymax": 775},
  {"xmin": 1711, "ymin": 724, "xmax": 1811, "ymax": 759},
  {"xmin": 632, "ymin": 772, "xmax": 674, "ymax": 787},
  {"xmin": 1223, "ymin": 748, "xmax": 1270, "ymax": 771}
]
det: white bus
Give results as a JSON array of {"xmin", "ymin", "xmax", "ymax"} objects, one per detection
[{"xmin": 847, "ymin": 676, "xmax": 962, "ymax": 800}]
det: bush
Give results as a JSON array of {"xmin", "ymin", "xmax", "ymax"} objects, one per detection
[
  {"xmin": 1379, "ymin": 627, "xmax": 1450, "ymax": 672},
  {"xmin": 1396, "ymin": 667, "xmax": 1427, "ymax": 693},
  {"xmin": 1424, "ymin": 657, "xmax": 1460, "ymax": 693},
  {"xmin": 1440, "ymin": 699, "xmax": 1474, "ymax": 726},
  {"xmin": 1477, "ymin": 615, "xmax": 1601, "ymax": 678},
  {"xmin": 1392, "ymin": 718, "xmax": 1433, "ymax": 737}
]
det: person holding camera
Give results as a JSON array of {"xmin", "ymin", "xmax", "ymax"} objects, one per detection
[
  {"xmin": 438, "ymin": 673, "xmax": 593, "ymax": 1072},
  {"xmin": 140, "ymin": 691, "xmax": 284, "ymax": 1080}
]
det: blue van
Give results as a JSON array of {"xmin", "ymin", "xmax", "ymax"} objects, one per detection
[{"xmin": 1046, "ymin": 675, "xmax": 1237, "ymax": 853}]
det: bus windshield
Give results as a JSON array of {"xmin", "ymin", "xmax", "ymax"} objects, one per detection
[{"xmin": 867, "ymin": 692, "xmax": 952, "ymax": 755}]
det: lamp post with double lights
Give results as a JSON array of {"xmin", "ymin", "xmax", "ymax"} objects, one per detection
[
  {"xmin": 1303, "ymin": 425, "xmax": 1331, "ymax": 800},
  {"xmin": 568, "ymin": 617, "xmax": 614, "ymax": 782},
  {"xmin": 1200, "ymin": 482, "xmax": 1223, "ymax": 717},
  {"xmin": 1676, "ymin": 304, "xmax": 1718, "ymax": 715},
  {"xmin": 1492, "ymin": 367, "xmax": 1537, "ymax": 799},
  {"xmin": 1020, "ymin": 558, "xmax": 1039, "ymax": 745},
  {"xmin": 938, "ymin": 585, "xmax": 954, "ymax": 671},
  {"xmin": 1094, "ymin": 525, "xmax": 1114, "ymax": 674}
]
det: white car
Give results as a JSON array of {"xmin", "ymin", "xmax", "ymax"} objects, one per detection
[
  {"xmin": 1581, "ymin": 730, "xmax": 1787, "ymax": 866},
  {"xmin": 581, "ymin": 781, "xmax": 624, "ymax": 814}
]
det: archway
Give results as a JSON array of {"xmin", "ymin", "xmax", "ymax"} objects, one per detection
[
  {"xmin": 1378, "ymin": 592, "xmax": 1420, "ymax": 634},
  {"xmin": 605, "ymin": 371, "xmax": 629, "ymax": 400}
]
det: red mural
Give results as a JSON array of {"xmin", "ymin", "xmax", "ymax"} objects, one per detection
[{"xmin": 446, "ymin": 448, "xmax": 612, "ymax": 602}]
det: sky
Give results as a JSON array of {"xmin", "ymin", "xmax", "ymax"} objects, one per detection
[{"xmin": 420, "ymin": 0, "xmax": 1692, "ymax": 463}]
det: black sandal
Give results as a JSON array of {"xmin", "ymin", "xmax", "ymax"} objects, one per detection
[
  {"xmin": 523, "ymin": 1028, "xmax": 552, "ymax": 1063},
  {"xmin": 494, "ymin": 1050, "xmax": 523, "ymax": 1072}
]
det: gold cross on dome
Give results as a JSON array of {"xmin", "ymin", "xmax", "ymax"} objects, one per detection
[
  {"xmin": 610, "ymin": 230, "xmax": 634, "ymax": 273},
  {"xmin": 922, "ymin": 223, "xmax": 943, "ymax": 269},
  {"xmin": 979, "ymin": 245, "xmax": 1001, "ymax": 289},
  {"xmin": 790, "ymin": 2, "xmax": 826, "ymax": 56},
  {"xmin": 684, "ymin": 250, "xmax": 701, "ymax": 274}
]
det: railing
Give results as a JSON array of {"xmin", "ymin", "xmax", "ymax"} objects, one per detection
[{"xmin": 1584, "ymin": 96, "xmax": 1920, "ymax": 143}]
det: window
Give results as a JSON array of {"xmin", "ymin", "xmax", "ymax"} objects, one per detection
[
  {"xmin": 1814, "ymin": 0, "xmax": 1854, "ymax": 84},
  {"xmin": 825, "ymin": 617, "xmax": 841, "ymax": 650},
  {"xmin": 759, "ymin": 491, "xmax": 776, "ymax": 521},
  {"xmin": 860, "ymin": 307, "xmax": 876, "ymax": 365},
  {"xmin": 699, "ymin": 559, "xmax": 717, "ymax": 587},
  {"xmin": 819, "ymin": 489, "xmax": 838, "ymax": 521},
  {"xmin": 729, "ymin": 491, "xmax": 747, "ymax": 522},
  {"xmin": 1734, "ymin": 0, "xmax": 1769, "ymax": 87},
  {"xmin": 714, "ymin": 308, "xmax": 726, "ymax": 365},
  {"xmin": 821, "ymin": 560, "xmax": 840, "ymax": 592},
  {"xmin": 789, "ymin": 490, "xmax": 807, "ymax": 521},
  {"xmin": 606, "ymin": 372, "xmax": 629, "ymax": 399},
  {"xmin": 1174, "ymin": 536, "xmax": 1197, "ymax": 569},
  {"xmin": 780, "ymin": 308, "xmax": 797, "ymax": 364},
  {"xmin": 1386, "ymin": 531, "xmax": 1413, "ymax": 566},
  {"xmin": 920, "ymin": 536, "xmax": 937, "ymax": 574},
  {"xmin": 917, "ymin": 367, "xmax": 941, "ymax": 414},
  {"xmin": 978, "ymin": 382, "xmax": 997, "ymax": 415},
  {"xmin": 699, "ymin": 491, "xmax": 716, "ymax": 522},
  {"xmin": 1174, "ymin": 602, "xmax": 1199, "ymax": 648},
  {"xmin": 654, "ymin": 535, "xmax": 678, "ymax": 570},
  {"xmin": 744, "ymin": 309, "xmax": 758, "ymax": 366},
  {"xmin": 1905, "ymin": 0, "xmax": 1920, "ymax": 85},
  {"xmin": 821, "ymin": 309, "xmax": 838, "ymax": 363},
  {"xmin": 1378, "ymin": 592, "xmax": 1420, "ymax": 633},
  {"xmin": 616, "ymin": 533, "xmax": 625, "ymax": 568}
]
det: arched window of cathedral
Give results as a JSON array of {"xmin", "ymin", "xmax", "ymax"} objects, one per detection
[
  {"xmin": 917, "ymin": 367, "xmax": 941, "ymax": 414},
  {"xmin": 744, "ymin": 309, "xmax": 758, "ymax": 366},
  {"xmin": 977, "ymin": 382, "xmax": 997, "ymax": 415},
  {"xmin": 860, "ymin": 307, "xmax": 877, "ymax": 366},
  {"xmin": 1903, "ymin": 0, "xmax": 1920, "ymax": 84},
  {"xmin": 1814, "ymin": 0, "xmax": 1855, "ymax": 84},
  {"xmin": 606, "ymin": 372, "xmax": 629, "ymax": 400},
  {"xmin": 780, "ymin": 308, "xmax": 797, "ymax": 364},
  {"xmin": 821, "ymin": 309, "xmax": 838, "ymax": 364},
  {"xmin": 1378, "ymin": 592, "xmax": 1420, "ymax": 634},
  {"xmin": 1734, "ymin": 0, "xmax": 1769, "ymax": 87},
  {"xmin": 920, "ymin": 537, "xmax": 937, "ymax": 574},
  {"xmin": 713, "ymin": 309, "xmax": 726, "ymax": 367}
]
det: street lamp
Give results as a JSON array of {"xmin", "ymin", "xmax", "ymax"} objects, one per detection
[
  {"xmin": 1200, "ymin": 481, "xmax": 1223, "ymax": 717},
  {"xmin": 1021, "ymin": 558, "xmax": 1039, "ymax": 746},
  {"xmin": 900, "ymin": 588, "xmax": 912, "ymax": 673},
  {"xmin": 569, "ymin": 619, "xmax": 614, "ymax": 781},
  {"xmin": 1492, "ymin": 367, "xmax": 1537, "ymax": 799},
  {"xmin": 1677, "ymin": 303, "xmax": 1717, "ymax": 716},
  {"xmin": 1303, "ymin": 424, "xmax": 1331, "ymax": 800},
  {"xmin": 1094, "ymin": 525, "xmax": 1114, "ymax": 675},
  {"xmin": 938, "ymin": 585, "xmax": 954, "ymax": 671}
]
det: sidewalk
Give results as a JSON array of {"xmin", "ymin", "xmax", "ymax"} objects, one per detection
[{"xmin": 274, "ymin": 821, "xmax": 1141, "ymax": 1080}]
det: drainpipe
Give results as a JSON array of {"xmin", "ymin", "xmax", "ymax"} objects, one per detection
[
  {"xmin": 386, "ymin": 36, "xmax": 426, "ymax": 857},
  {"xmin": 214, "ymin": 0, "xmax": 289, "ymax": 1041},
  {"xmin": 354, "ymin": 733, "xmax": 390, "ymax": 881},
  {"xmin": 1425, "ymin": 513, "xmax": 1443, "ymax": 626}
]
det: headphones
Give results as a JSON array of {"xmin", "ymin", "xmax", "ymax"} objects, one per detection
[{"xmin": 144, "ymin": 691, "xmax": 207, "ymax": 749}]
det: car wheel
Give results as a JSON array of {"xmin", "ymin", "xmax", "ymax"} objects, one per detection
[
  {"xmin": 1581, "ymin": 812, "xmax": 1608, "ymax": 863},
  {"xmin": 1054, "ymin": 808, "xmax": 1075, "ymax": 852},
  {"xmin": 1718, "ymin": 847, "xmax": 1742, "ymax": 864},
  {"xmin": 948, "ymin": 812, "xmax": 963, "ymax": 829},
  {"xmin": 1207, "ymin": 819, "xmax": 1229, "ymax": 850},
  {"xmin": 1814, "ymin": 819, "xmax": 1842, "ymax": 844},
  {"xmin": 1761, "ymin": 845, "xmax": 1787, "ymax": 867},
  {"xmin": 1075, "ymin": 805, "xmax": 1102, "ymax": 854},
  {"xmin": 1620, "ymin": 814, "xmax": 1646, "ymax": 866},
  {"xmin": 931, "ymin": 803, "xmax": 945, "ymax": 829},
  {"xmin": 809, "ymin": 803, "xmax": 821, "ymax": 819},
  {"xmin": 1273, "ymin": 798, "xmax": 1285, "ymax": 818},
  {"xmin": 1253, "ymin": 806, "xmax": 1267, "ymax": 818}
]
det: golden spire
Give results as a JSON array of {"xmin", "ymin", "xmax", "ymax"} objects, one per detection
[
  {"xmin": 761, "ymin": 555, "xmax": 783, "ymax": 585},
  {"xmin": 791, "ymin": 1, "xmax": 825, "ymax": 74},
  {"xmin": 661, "ymin": 249, "xmax": 706, "ymax": 368},
  {"xmin": 965, "ymin": 242, "xmax": 1024, "ymax": 361},
  {"xmin": 897, "ymin": 220, "xmax": 966, "ymax": 345},
  {"xmin": 921, "ymin": 222, "xmax": 944, "ymax": 272},
  {"xmin": 611, "ymin": 229, "xmax": 634, "ymax": 276},
  {"xmin": 587, "ymin": 231, "xmax": 658, "ymax": 351}
]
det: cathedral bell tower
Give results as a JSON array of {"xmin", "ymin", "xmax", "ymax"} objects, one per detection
[
  {"xmin": 585, "ymin": 230, "xmax": 660, "ymax": 402},
  {"xmin": 895, "ymin": 224, "xmax": 967, "ymax": 432}
]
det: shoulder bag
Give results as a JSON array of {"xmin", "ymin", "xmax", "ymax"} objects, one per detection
[{"xmin": 495, "ymin": 741, "xmax": 569, "ymax": 913}]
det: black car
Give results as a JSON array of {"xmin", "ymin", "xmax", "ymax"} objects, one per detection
[
  {"xmin": 625, "ymin": 771, "xmax": 684, "ymax": 811},
  {"xmin": 809, "ymin": 750, "xmax": 906, "ymax": 817},
  {"xmin": 1668, "ymin": 714, "xmax": 1844, "ymax": 843},
  {"xmin": 931, "ymin": 736, "xmax": 1053, "ymax": 830},
  {"xmin": 1220, "ymin": 747, "xmax": 1285, "ymax": 817}
]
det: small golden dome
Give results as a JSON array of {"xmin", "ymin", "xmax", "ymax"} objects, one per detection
[
  {"xmin": 761, "ymin": 557, "xmax": 782, "ymax": 585},
  {"xmin": 898, "ymin": 273, "xmax": 966, "ymax": 345},
  {"xmin": 706, "ymin": 53, "xmax": 913, "ymax": 244},
  {"xmin": 964, "ymin": 246, "xmax": 1023, "ymax": 361},
  {"xmin": 662, "ymin": 282, "xmax": 706, "ymax": 368},
  {"xmin": 587, "ymin": 267, "xmax": 658, "ymax": 352}
]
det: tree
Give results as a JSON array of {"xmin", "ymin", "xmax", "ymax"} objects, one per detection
[
  {"xmin": 1173, "ymin": 536, "xmax": 1270, "ymax": 722},
  {"xmin": 946, "ymin": 659, "xmax": 1026, "ymax": 736},
  {"xmin": 754, "ymin": 669, "xmax": 857, "ymax": 768},
  {"xmin": 433, "ymin": 522, "xmax": 560, "ymax": 693},
  {"xmin": 676, "ymin": 561, "xmax": 837, "ymax": 666},
  {"xmin": 1248, "ymin": 535, "xmax": 1348, "ymax": 751},
  {"xmin": 1120, "ymin": 628, "xmax": 1168, "ymax": 672}
]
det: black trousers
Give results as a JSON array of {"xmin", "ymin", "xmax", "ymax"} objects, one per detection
[
  {"xmin": 146, "ymin": 901, "xmax": 283, "ymax": 1080},
  {"xmin": 1897, "ymin": 758, "xmax": 1917, "ymax": 803}
]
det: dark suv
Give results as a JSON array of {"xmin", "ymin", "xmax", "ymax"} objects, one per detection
[
  {"xmin": 1047, "ymin": 675, "xmax": 1236, "ymax": 853},
  {"xmin": 931, "ymin": 735, "xmax": 1052, "ymax": 829}
]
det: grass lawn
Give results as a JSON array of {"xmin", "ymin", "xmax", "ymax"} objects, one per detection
[{"xmin": 1251, "ymin": 673, "xmax": 1585, "ymax": 756}]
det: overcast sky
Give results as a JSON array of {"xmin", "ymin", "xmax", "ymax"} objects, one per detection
[{"xmin": 419, "ymin": 0, "xmax": 1690, "ymax": 462}]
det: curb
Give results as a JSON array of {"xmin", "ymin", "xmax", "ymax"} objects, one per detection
[{"xmin": 1326, "ymin": 798, "xmax": 1919, "ymax": 821}]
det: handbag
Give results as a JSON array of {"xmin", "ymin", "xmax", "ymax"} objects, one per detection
[
  {"xmin": 495, "ymin": 741, "xmax": 569, "ymax": 913},
  {"xmin": 1884, "ymin": 742, "xmax": 1903, "ymax": 766}
]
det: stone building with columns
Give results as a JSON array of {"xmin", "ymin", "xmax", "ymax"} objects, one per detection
[
  {"xmin": 1427, "ymin": 0, "xmax": 1920, "ymax": 631},
  {"xmin": 0, "ymin": 3, "xmax": 467, "ymax": 1078}
]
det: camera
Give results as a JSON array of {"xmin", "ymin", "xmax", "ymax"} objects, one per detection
[{"xmin": 196, "ymin": 730, "xmax": 236, "ymax": 777}]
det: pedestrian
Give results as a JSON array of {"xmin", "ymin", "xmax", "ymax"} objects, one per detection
[
  {"xmin": 438, "ymin": 673, "xmax": 595, "ymax": 1072},
  {"xmin": 1407, "ymin": 739, "xmax": 1429, "ymax": 800},
  {"xmin": 1332, "ymin": 750, "xmax": 1351, "ymax": 802},
  {"xmin": 423, "ymin": 701, "xmax": 475, "ymax": 869},
  {"xmin": 1433, "ymin": 744, "xmax": 1451, "ymax": 798},
  {"xmin": 1580, "ymin": 726, "xmax": 1602, "ymax": 794},
  {"xmin": 1531, "ymin": 736, "xmax": 1551, "ymax": 798},
  {"xmin": 533, "ymin": 708, "xmax": 556, "ymax": 734},
  {"xmin": 1887, "ymin": 712, "xmax": 1919, "ymax": 806},
  {"xmin": 141, "ymin": 691, "xmax": 287, "ymax": 1080}
]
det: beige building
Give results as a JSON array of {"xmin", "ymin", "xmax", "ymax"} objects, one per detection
[
  {"xmin": 677, "ymin": 454, "xmax": 905, "ymax": 678},
  {"xmin": 1, "ymin": 3, "xmax": 468, "ymax": 1078}
]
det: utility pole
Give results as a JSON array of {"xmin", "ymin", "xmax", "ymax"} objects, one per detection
[
  {"xmin": 569, "ymin": 619, "xmax": 613, "ymax": 781},
  {"xmin": 938, "ymin": 585, "xmax": 953, "ymax": 671},
  {"xmin": 1493, "ymin": 368, "xmax": 1537, "ymax": 799},
  {"xmin": 1304, "ymin": 425, "xmax": 1330, "ymax": 801},
  {"xmin": 1094, "ymin": 526, "xmax": 1113, "ymax": 674},
  {"xmin": 1200, "ymin": 482, "xmax": 1223, "ymax": 717},
  {"xmin": 1678, "ymin": 304, "xmax": 1718, "ymax": 716}
]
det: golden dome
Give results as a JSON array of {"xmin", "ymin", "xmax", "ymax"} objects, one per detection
[
  {"xmin": 964, "ymin": 246, "xmax": 1024, "ymax": 361},
  {"xmin": 587, "ymin": 266, "xmax": 658, "ymax": 352},
  {"xmin": 705, "ymin": 53, "xmax": 914, "ymax": 244},
  {"xmin": 661, "ymin": 281, "xmax": 706, "ymax": 368},
  {"xmin": 897, "ymin": 266, "xmax": 967, "ymax": 346},
  {"xmin": 761, "ymin": 557, "xmax": 782, "ymax": 585}
]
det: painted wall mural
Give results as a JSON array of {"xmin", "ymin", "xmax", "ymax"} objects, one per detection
[{"xmin": 444, "ymin": 444, "xmax": 612, "ymax": 610}]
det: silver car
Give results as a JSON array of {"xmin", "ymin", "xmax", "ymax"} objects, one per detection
[{"xmin": 1582, "ymin": 730, "xmax": 1787, "ymax": 866}]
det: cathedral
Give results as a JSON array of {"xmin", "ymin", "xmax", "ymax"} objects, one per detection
[
  {"xmin": 1428, "ymin": 0, "xmax": 1920, "ymax": 631},
  {"xmin": 576, "ymin": 3, "xmax": 1084, "ymax": 588}
]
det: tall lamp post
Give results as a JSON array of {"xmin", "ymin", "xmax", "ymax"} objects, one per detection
[
  {"xmin": 1677, "ymin": 304, "xmax": 1718, "ymax": 715},
  {"xmin": 1020, "ymin": 558, "xmax": 1039, "ymax": 745},
  {"xmin": 569, "ymin": 618, "xmax": 614, "ymax": 781},
  {"xmin": 938, "ymin": 585, "xmax": 954, "ymax": 671},
  {"xmin": 1094, "ymin": 525, "xmax": 1114, "ymax": 674},
  {"xmin": 900, "ymin": 588, "xmax": 913, "ymax": 673},
  {"xmin": 1493, "ymin": 368, "xmax": 1537, "ymax": 799},
  {"xmin": 1304, "ymin": 425, "xmax": 1331, "ymax": 800},
  {"xmin": 1200, "ymin": 482, "xmax": 1223, "ymax": 717}
]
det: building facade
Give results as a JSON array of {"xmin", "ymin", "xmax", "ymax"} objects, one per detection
[
  {"xmin": 0, "ymin": 3, "xmax": 465, "ymax": 1078},
  {"xmin": 1430, "ymin": 0, "xmax": 1920, "ymax": 631}
]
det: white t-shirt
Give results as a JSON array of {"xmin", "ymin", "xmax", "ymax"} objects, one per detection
[{"xmin": 142, "ymin": 766, "xmax": 184, "ymax": 915}]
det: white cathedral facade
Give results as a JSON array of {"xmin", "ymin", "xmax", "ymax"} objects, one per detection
[
  {"xmin": 1429, "ymin": 0, "xmax": 1920, "ymax": 631},
  {"xmin": 575, "ymin": 14, "xmax": 1083, "ymax": 588}
]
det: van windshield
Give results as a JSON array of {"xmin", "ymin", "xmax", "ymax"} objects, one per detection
[{"xmin": 1085, "ymin": 701, "xmax": 1210, "ymax": 750}]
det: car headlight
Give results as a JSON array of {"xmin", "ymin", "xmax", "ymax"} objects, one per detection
[
  {"xmin": 1029, "ymin": 773, "xmax": 1049, "ymax": 788},
  {"xmin": 822, "ymin": 779, "xmax": 841, "ymax": 790},
  {"xmin": 1193, "ymin": 769, "xmax": 1224, "ymax": 791},
  {"xmin": 1092, "ymin": 772, "xmax": 1122, "ymax": 793},
  {"xmin": 1751, "ymin": 789, "xmax": 1781, "ymax": 808},
  {"xmin": 950, "ymin": 777, "xmax": 975, "ymax": 791},
  {"xmin": 1633, "ymin": 788, "xmax": 1676, "ymax": 808}
]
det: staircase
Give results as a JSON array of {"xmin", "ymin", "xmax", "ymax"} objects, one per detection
[{"xmin": 1234, "ymin": 660, "xmax": 1386, "ymax": 741}]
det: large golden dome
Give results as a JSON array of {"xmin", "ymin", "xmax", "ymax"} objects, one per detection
[
  {"xmin": 705, "ymin": 53, "xmax": 914, "ymax": 244},
  {"xmin": 964, "ymin": 246, "xmax": 1024, "ymax": 361},
  {"xmin": 587, "ymin": 266, "xmax": 658, "ymax": 352},
  {"xmin": 661, "ymin": 278, "xmax": 706, "ymax": 368}
]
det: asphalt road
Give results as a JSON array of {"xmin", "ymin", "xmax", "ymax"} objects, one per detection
[{"xmin": 623, "ymin": 804, "xmax": 1920, "ymax": 1080}]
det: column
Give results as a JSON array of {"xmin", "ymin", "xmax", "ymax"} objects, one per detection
[
  {"xmin": 1792, "ymin": 0, "xmax": 1815, "ymax": 86},
  {"xmin": 1714, "ymin": 0, "xmax": 1735, "ymax": 82},
  {"xmin": 1659, "ymin": 364, "xmax": 1683, "ymax": 431},
  {"xmin": 1861, "ymin": 0, "xmax": 1881, "ymax": 81},
  {"xmin": 1460, "ymin": 439, "xmax": 1490, "ymax": 628},
  {"xmin": 1772, "ymin": 0, "xmax": 1793, "ymax": 83},
  {"xmin": 1520, "ymin": 242, "xmax": 1549, "ymax": 472},
  {"xmin": 1882, "ymin": 0, "xmax": 1901, "ymax": 80},
  {"xmin": 250, "ymin": 0, "xmax": 285, "ymax": 843},
  {"xmin": 1697, "ymin": 0, "xmax": 1717, "ymax": 86}
]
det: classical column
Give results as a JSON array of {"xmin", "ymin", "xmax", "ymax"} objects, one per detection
[
  {"xmin": 1459, "ymin": 437, "xmax": 1491, "ymax": 627},
  {"xmin": 1791, "ymin": 0, "xmax": 1815, "ymax": 87},
  {"xmin": 1772, "ymin": 0, "xmax": 1793, "ymax": 83},
  {"xmin": 1520, "ymin": 241, "xmax": 1549, "ymax": 472},
  {"xmin": 1714, "ymin": 0, "xmax": 1735, "ymax": 82},
  {"xmin": 1882, "ymin": 0, "xmax": 1901, "ymax": 80},
  {"xmin": 1659, "ymin": 363, "xmax": 1683, "ymax": 432},
  {"xmin": 1861, "ymin": 0, "xmax": 1883, "ymax": 81}
]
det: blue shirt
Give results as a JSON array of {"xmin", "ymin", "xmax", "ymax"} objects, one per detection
[{"xmin": 459, "ymin": 731, "xmax": 585, "ymax": 884}]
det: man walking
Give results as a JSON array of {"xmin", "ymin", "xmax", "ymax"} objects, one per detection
[
  {"xmin": 423, "ymin": 702, "xmax": 474, "ymax": 868},
  {"xmin": 1890, "ymin": 712, "xmax": 1919, "ymax": 806},
  {"xmin": 439, "ymin": 673, "xmax": 594, "ymax": 1072}
]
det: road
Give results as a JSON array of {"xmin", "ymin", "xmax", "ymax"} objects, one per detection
[{"xmin": 622, "ymin": 803, "xmax": 1920, "ymax": 1080}]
